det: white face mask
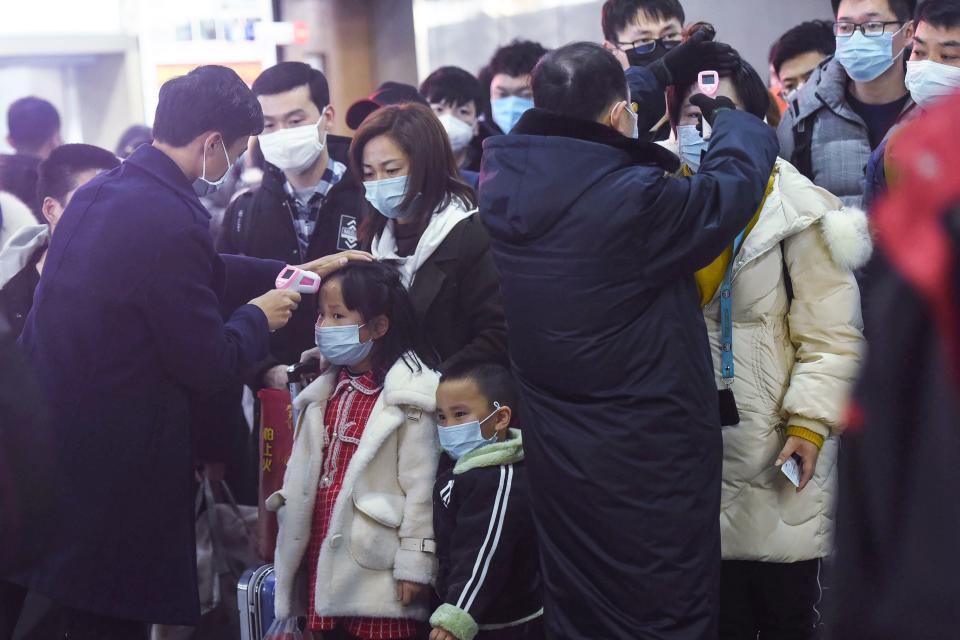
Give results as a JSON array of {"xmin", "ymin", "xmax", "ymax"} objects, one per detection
[
  {"xmin": 906, "ymin": 59, "xmax": 960, "ymax": 108},
  {"xmin": 259, "ymin": 110, "xmax": 329, "ymax": 173},
  {"xmin": 437, "ymin": 113, "xmax": 474, "ymax": 154},
  {"xmin": 624, "ymin": 102, "xmax": 639, "ymax": 139}
]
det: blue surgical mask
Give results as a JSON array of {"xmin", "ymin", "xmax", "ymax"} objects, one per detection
[
  {"xmin": 492, "ymin": 96, "xmax": 534, "ymax": 134},
  {"xmin": 677, "ymin": 125, "xmax": 708, "ymax": 172},
  {"xmin": 437, "ymin": 404, "xmax": 503, "ymax": 460},
  {"xmin": 193, "ymin": 138, "xmax": 232, "ymax": 197},
  {"xmin": 835, "ymin": 27, "xmax": 907, "ymax": 83},
  {"xmin": 315, "ymin": 322, "xmax": 374, "ymax": 366},
  {"xmin": 364, "ymin": 175, "xmax": 413, "ymax": 220}
]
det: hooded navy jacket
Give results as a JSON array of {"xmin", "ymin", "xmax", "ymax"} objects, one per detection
[{"xmin": 479, "ymin": 95, "xmax": 779, "ymax": 639}]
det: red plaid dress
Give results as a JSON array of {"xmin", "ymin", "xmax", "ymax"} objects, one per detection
[{"xmin": 306, "ymin": 368, "xmax": 419, "ymax": 639}]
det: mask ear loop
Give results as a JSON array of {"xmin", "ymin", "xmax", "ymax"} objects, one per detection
[{"xmin": 480, "ymin": 402, "xmax": 503, "ymax": 425}]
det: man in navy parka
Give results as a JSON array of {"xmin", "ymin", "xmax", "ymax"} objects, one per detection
[
  {"xmin": 0, "ymin": 66, "xmax": 362, "ymax": 635},
  {"xmin": 480, "ymin": 42, "xmax": 779, "ymax": 638}
]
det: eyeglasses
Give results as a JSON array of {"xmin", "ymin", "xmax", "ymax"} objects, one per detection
[
  {"xmin": 833, "ymin": 21, "xmax": 903, "ymax": 37},
  {"xmin": 616, "ymin": 36, "xmax": 681, "ymax": 55}
]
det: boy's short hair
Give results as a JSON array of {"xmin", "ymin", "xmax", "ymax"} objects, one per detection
[
  {"xmin": 7, "ymin": 97, "xmax": 60, "ymax": 152},
  {"xmin": 769, "ymin": 20, "xmax": 836, "ymax": 76},
  {"xmin": 37, "ymin": 143, "xmax": 119, "ymax": 204},
  {"xmin": 601, "ymin": 0, "xmax": 686, "ymax": 43},
  {"xmin": 484, "ymin": 40, "xmax": 549, "ymax": 79},
  {"xmin": 153, "ymin": 65, "xmax": 263, "ymax": 148},
  {"xmin": 831, "ymin": 0, "xmax": 917, "ymax": 21},
  {"xmin": 532, "ymin": 42, "xmax": 628, "ymax": 122},
  {"xmin": 915, "ymin": 0, "xmax": 960, "ymax": 28},
  {"xmin": 440, "ymin": 362, "xmax": 518, "ymax": 412},
  {"xmin": 420, "ymin": 66, "xmax": 485, "ymax": 111}
]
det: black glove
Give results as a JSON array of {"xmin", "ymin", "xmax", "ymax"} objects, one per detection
[
  {"xmin": 647, "ymin": 26, "xmax": 740, "ymax": 86},
  {"xmin": 690, "ymin": 94, "xmax": 737, "ymax": 129}
]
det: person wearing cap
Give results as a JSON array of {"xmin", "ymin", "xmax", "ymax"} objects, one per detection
[
  {"xmin": 218, "ymin": 62, "xmax": 368, "ymax": 391},
  {"xmin": 346, "ymin": 81, "xmax": 429, "ymax": 131}
]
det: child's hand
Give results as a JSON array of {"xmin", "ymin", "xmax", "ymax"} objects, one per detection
[
  {"xmin": 430, "ymin": 627, "xmax": 458, "ymax": 640},
  {"xmin": 396, "ymin": 580, "xmax": 423, "ymax": 606}
]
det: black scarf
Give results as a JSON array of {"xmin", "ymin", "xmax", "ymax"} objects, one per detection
[{"xmin": 512, "ymin": 108, "xmax": 680, "ymax": 173}]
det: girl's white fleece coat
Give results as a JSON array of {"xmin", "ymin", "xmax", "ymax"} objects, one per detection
[{"xmin": 267, "ymin": 356, "xmax": 441, "ymax": 621}]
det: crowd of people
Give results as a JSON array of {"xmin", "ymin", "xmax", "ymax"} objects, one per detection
[{"xmin": 1, "ymin": 0, "xmax": 959, "ymax": 638}]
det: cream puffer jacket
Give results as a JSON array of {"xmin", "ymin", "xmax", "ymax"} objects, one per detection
[
  {"xmin": 267, "ymin": 355, "xmax": 441, "ymax": 621},
  {"xmin": 705, "ymin": 159, "xmax": 869, "ymax": 562}
]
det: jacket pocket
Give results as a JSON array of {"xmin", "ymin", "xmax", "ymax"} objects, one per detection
[{"xmin": 349, "ymin": 493, "xmax": 404, "ymax": 571}]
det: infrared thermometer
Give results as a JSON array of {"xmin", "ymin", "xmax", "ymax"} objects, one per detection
[
  {"xmin": 275, "ymin": 266, "xmax": 320, "ymax": 294},
  {"xmin": 698, "ymin": 70, "xmax": 720, "ymax": 140}
]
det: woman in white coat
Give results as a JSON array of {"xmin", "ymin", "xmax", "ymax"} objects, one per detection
[
  {"xmin": 269, "ymin": 261, "xmax": 441, "ymax": 639},
  {"xmin": 669, "ymin": 49, "xmax": 869, "ymax": 639}
]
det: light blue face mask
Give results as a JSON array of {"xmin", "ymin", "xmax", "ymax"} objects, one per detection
[
  {"xmin": 193, "ymin": 138, "xmax": 232, "ymax": 197},
  {"xmin": 492, "ymin": 96, "xmax": 534, "ymax": 134},
  {"xmin": 315, "ymin": 322, "xmax": 374, "ymax": 366},
  {"xmin": 364, "ymin": 175, "xmax": 413, "ymax": 220},
  {"xmin": 437, "ymin": 404, "xmax": 502, "ymax": 460},
  {"xmin": 677, "ymin": 125, "xmax": 708, "ymax": 172},
  {"xmin": 835, "ymin": 27, "xmax": 906, "ymax": 83}
]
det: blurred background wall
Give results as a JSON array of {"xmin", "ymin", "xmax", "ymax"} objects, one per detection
[
  {"xmin": 415, "ymin": 0, "xmax": 834, "ymax": 83},
  {"xmin": 0, "ymin": 0, "xmax": 834, "ymax": 148}
]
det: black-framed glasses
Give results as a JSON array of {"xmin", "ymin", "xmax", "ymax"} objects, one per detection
[
  {"xmin": 617, "ymin": 36, "xmax": 681, "ymax": 54},
  {"xmin": 833, "ymin": 21, "xmax": 904, "ymax": 37}
]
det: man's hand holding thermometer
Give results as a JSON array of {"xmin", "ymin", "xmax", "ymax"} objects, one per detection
[
  {"xmin": 275, "ymin": 266, "xmax": 321, "ymax": 294},
  {"xmin": 696, "ymin": 71, "xmax": 720, "ymax": 140},
  {"xmin": 251, "ymin": 250, "xmax": 373, "ymax": 332},
  {"xmin": 689, "ymin": 76, "xmax": 737, "ymax": 141}
]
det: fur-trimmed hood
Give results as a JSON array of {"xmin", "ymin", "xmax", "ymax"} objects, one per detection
[
  {"xmin": 739, "ymin": 158, "xmax": 872, "ymax": 276},
  {"xmin": 293, "ymin": 353, "xmax": 439, "ymax": 416}
]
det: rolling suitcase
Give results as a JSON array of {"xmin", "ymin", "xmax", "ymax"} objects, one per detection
[{"xmin": 238, "ymin": 564, "xmax": 277, "ymax": 640}]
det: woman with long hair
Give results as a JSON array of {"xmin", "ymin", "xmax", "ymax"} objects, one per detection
[{"xmin": 350, "ymin": 102, "xmax": 507, "ymax": 372}]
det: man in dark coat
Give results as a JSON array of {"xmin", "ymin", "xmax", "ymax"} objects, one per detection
[
  {"xmin": 219, "ymin": 62, "xmax": 367, "ymax": 387},
  {"xmin": 479, "ymin": 40, "xmax": 778, "ymax": 639},
  {"xmin": 0, "ymin": 65, "xmax": 363, "ymax": 638}
]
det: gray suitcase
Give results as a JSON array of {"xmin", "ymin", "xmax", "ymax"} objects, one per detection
[{"xmin": 237, "ymin": 564, "xmax": 277, "ymax": 640}]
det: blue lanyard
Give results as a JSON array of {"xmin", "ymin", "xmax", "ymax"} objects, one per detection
[{"xmin": 719, "ymin": 229, "xmax": 747, "ymax": 385}]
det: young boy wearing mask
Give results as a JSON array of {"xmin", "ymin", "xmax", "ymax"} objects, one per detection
[{"xmin": 430, "ymin": 363, "xmax": 542, "ymax": 640}]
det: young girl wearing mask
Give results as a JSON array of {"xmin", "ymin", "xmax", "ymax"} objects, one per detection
[{"xmin": 268, "ymin": 261, "xmax": 441, "ymax": 640}]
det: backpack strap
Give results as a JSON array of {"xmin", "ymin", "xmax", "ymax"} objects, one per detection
[
  {"xmin": 791, "ymin": 98, "xmax": 815, "ymax": 181},
  {"xmin": 782, "ymin": 245, "xmax": 794, "ymax": 304},
  {"xmin": 224, "ymin": 190, "xmax": 254, "ymax": 255}
]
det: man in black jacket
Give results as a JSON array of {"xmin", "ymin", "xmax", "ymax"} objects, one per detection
[
  {"xmin": 218, "ymin": 62, "xmax": 365, "ymax": 387},
  {"xmin": 480, "ymin": 37, "xmax": 777, "ymax": 639}
]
